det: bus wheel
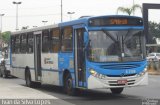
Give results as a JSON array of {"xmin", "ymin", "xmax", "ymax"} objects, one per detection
[
  {"xmin": 3, "ymin": 74, "xmax": 8, "ymax": 78},
  {"xmin": 0, "ymin": 71, "xmax": 2, "ymax": 77},
  {"xmin": 64, "ymin": 74, "xmax": 76, "ymax": 95},
  {"xmin": 110, "ymin": 88, "xmax": 124, "ymax": 94},
  {"xmin": 25, "ymin": 70, "xmax": 34, "ymax": 87}
]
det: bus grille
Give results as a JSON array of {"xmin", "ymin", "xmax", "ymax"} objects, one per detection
[
  {"xmin": 101, "ymin": 64, "xmax": 140, "ymax": 70},
  {"xmin": 108, "ymin": 79, "xmax": 135, "ymax": 86},
  {"xmin": 106, "ymin": 74, "xmax": 136, "ymax": 77}
]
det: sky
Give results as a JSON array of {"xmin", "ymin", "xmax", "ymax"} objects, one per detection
[{"xmin": 0, "ymin": 0, "xmax": 160, "ymax": 32}]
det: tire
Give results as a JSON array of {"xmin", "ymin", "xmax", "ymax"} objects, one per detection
[
  {"xmin": 34, "ymin": 82, "xmax": 41, "ymax": 88},
  {"xmin": 110, "ymin": 88, "xmax": 124, "ymax": 94},
  {"xmin": 3, "ymin": 74, "xmax": 8, "ymax": 78},
  {"xmin": 64, "ymin": 74, "xmax": 76, "ymax": 95},
  {"xmin": 25, "ymin": 70, "xmax": 34, "ymax": 87},
  {"xmin": 0, "ymin": 70, "xmax": 2, "ymax": 77},
  {"xmin": 3, "ymin": 69, "xmax": 8, "ymax": 78}
]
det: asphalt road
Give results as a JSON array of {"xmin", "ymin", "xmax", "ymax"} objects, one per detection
[{"xmin": 0, "ymin": 75, "xmax": 160, "ymax": 105}]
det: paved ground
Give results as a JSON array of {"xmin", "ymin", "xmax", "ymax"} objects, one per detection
[
  {"xmin": 0, "ymin": 77, "xmax": 73, "ymax": 105},
  {"xmin": 0, "ymin": 75, "xmax": 160, "ymax": 105}
]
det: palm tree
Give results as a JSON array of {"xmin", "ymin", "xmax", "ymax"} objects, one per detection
[{"xmin": 117, "ymin": 4, "xmax": 142, "ymax": 16}]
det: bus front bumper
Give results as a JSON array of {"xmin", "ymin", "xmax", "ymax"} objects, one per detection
[{"xmin": 87, "ymin": 72, "xmax": 148, "ymax": 89}]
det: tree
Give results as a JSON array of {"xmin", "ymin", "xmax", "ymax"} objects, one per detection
[
  {"xmin": 148, "ymin": 21, "xmax": 160, "ymax": 44},
  {"xmin": 1, "ymin": 31, "xmax": 11, "ymax": 43},
  {"xmin": 117, "ymin": 4, "xmax": 142, "ymax": 16}
]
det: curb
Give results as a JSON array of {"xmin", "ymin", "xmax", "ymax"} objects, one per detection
[{"xmin": 148, "ymin": 72, "xmax": 160, "ymax": 75}]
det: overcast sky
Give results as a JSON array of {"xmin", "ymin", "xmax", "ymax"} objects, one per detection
[{"xmin": 0, "ymin": 0, "xmax": 160, "ymax": 32}]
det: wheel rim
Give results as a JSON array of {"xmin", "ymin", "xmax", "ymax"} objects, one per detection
[
  {"xmin": 66, "ymin": 78, "xmax": 73, "ymax": 94},
  {"xmin": 67, "ymin": 79, "xmax": 72, "ymax": 89}
]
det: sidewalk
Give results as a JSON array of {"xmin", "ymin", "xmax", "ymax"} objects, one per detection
[
  {"xmin": 147, "ymin": 68, "xmax": 160, "ymax": 75},
  {"xmin": 0, "ymin": 78, "xmax": 74, "ymax": 105}
]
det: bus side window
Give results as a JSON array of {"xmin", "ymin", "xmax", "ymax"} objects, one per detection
[
  {"xmin": 15, "ymin": 35, "xmax": 21, "ymax": 54},
  {"xmin": 42, "ymin": 30, "xmax": 50, "ymax": 53},
  {"xmin": 27, "ymin": 32, "xmax": 33, "ymax": 53},
  {"xmin": 21, "ymin": 33, "xmax": 27, "ymax": 53},
  {"xmin": 51, "ymin": 28, "xmax": 60, "ymax": 53},
  {"xmin": 61, "ymin": 26, "xmax": 73, "ymax": 52},
  {"xmin": 11, "ymin": 36, "xmax": 15, "ymax": 53}
]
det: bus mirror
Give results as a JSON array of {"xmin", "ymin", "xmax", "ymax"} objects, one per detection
[{"xmin": 84, "ymin": 32, "xmax": 89, "ymax": 45}]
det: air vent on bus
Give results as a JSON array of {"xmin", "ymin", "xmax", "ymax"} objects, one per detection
[{"xmin": 101, "ymin": 64, "xmax": 140, "ymax": 70}]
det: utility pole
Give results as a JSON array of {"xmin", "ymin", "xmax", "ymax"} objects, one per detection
[
  {"xmin": 13, "ymin": 1, "xmax": 22, "ymax": 31},
  {"xmin": 0, "ymin": 14, "xmax": 4, "ymax": 33},
  {"xmin": 133, "ymin": 0, "xmax": 135, "ymax": 16},
  {"xmin": 61, "ymin": 0, "xmax": 63, "ymax": 22},
  {"xmin": 0, "ymin": 14, "xmax": 4, "ymax": 49}
]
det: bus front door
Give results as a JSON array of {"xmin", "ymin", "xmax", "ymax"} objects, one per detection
[
  {"xmin": 74, "ymin": 28, "xmax": 86, "ymax": 87},
  {"xmin": 34, "ymin": 32, "xmax": 42, "ymax": 81}
]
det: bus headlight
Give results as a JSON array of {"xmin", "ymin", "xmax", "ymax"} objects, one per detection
[
  {"xmin": 89, "ymin": 69, "xmax": 106, "ymax": 79},
  {"xmin": 138, "ymin": 67, "xmax": 147, "ymax": 77}
]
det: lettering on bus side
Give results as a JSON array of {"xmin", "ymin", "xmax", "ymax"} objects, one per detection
[{"xmin": 44, "ymin": 58, "xmax": 54, "ymax": 64}]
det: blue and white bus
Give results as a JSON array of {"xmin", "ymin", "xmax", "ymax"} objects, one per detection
[{"xmin": 10, "ymin": 15, "xmax": 148, "ymax": 95}]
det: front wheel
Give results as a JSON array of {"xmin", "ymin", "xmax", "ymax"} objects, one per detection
[
  {"xmin": 110, "ymin": 88, "xmax": 124, "ymax": 94},
  {"xmin": 64, "ymin": 74, "xmax": 76, "ymax": 95}
]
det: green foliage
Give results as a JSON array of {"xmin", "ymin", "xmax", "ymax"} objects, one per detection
[
  {"xmin": 1, "ymin": 31, "xmax": 11, "ymax": 43},
  {"xmin": 117, "ymin": 4, "xmax": 142, "ymax": 15},
  {"xmin": 147, "ymin": 21, "xmax": 160, "ymax": 44},
  {"xmin": 149, "ymin": 21, "xmax": 160, "ymax": 38}
]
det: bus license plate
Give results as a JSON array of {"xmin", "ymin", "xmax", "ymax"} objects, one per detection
[{"xmin": 117, "ymin": 80, "xmax": 127, "ymax": 84}]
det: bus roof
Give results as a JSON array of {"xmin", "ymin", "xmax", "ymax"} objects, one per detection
[
  {"xmin": 11, "ymin": 15, "xmax": 143, "ymax": 35},
  {"xmin": 11, "ymin": 24, "xmax": 58, "ymax": 35}
]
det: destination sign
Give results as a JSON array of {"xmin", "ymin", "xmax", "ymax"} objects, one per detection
[{"xmin": 89, "ymin": 16, "xmax": 143, "ymax": 26}]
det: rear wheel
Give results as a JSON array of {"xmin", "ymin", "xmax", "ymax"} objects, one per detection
[
  {"xmin": 3, "ymin": 74, "xmax": 8, "ymax": 78},
  {"xmin": 25, "ymin": 70, "xmax": 34, "ymax": 87},
  {"xmin": 0, "ymin": 70, "xmax": 2, "ymax": 77},
  {"xmin": 25, "ymin": 70, "xmax": 41, "ymax": 88},
  {"xmin": 64, "ymin": 74, "xmax": 76, "ymax": 95},
  {"xmin": 110, "ymin": 88, "xmax": 124, "ymax": 94}
]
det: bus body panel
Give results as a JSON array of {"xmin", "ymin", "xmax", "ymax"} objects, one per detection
[
  {"xmin": 9, "ymin": 15, "xmax": 147, "ymax": 91},
  {"xmin": 58, "ymin": 52, "xmax": 75, "ymax": 86},
  {"xmin": 41, "ymin": 53, "xmax": 59, "ymax": 85},
  {"xmin": 87, "ymin": 72, "xmax": 148, "ymax": 89},
  {"xmin": 11, "ymin": 54, "xmax": 34, "ymax": 80}
]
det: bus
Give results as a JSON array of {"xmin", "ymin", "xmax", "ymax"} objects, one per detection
[{"xmin": 10, "ymin": 15, "xmax": 148, "ymax": 95}]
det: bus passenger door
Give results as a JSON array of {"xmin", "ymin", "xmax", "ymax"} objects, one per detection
[
  {"xmin": 74, "ymin": 28, "xmax": 86, "ymax": 87},
  {"xmin": 34, "ymin": 31, "xmax": 42, "ymax": 81}
]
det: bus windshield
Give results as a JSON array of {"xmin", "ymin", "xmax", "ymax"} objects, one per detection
[{"xmin": 87, "ymin": 30, "xmax": 144, "ymax": 62}]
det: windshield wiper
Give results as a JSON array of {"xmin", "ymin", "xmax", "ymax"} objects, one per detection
[
  {"xmin": 123, "ymin": 29, "xmax": 131, "ymax": 42},
  {"xmin": 101, "ymin": 29, "xmax": 117, "ymax": 43}
]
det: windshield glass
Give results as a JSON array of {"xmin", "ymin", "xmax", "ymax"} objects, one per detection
[{"xmin": 87, "ymin": 30, "xmax": 144, "ymax": 62}]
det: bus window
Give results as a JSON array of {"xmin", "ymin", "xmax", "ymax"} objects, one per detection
[
  {"xmin": 51, "ymin": 28, "xmax": 60, "ymax": 53},
  {"xmin": 15, "ymin": 35, "xmax": 21, "ymax": 54},
  {"xmin": 21, "ymin": 33, "xmax": 27, "ymax": 53},
  {"xmin": 62, "ymin": 26, "xmax": 73, "ymax": 52},
  {"xmin": 11, "ymin": 36, "xmax": 15, "ymax": 53},
  {"xmin": 42, "ymin": 30, "xmax": 50, "ymax": 53},
  {"xmin": 27, "ymin": 32, "xmax": 33, "ymax": 53}
]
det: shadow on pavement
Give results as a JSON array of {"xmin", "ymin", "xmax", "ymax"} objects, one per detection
[{"xmin": 31, "ymin": 84, "xmax": 142, "ymax": 105}]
